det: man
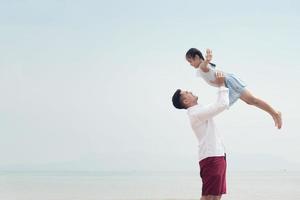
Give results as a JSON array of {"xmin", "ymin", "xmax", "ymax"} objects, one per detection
[{"xmin": 172, "ymin": 72, "xmax": 229, "ymax": 200}]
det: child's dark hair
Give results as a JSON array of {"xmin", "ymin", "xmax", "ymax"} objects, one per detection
[{"xmin": 185, "ymin": 48, "xmax": 216, "ymax": 67}]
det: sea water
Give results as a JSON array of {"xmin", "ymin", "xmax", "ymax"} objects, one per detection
[{"xmin": 0, "ymin": 170, "xmax": 299, "ymax": 200}]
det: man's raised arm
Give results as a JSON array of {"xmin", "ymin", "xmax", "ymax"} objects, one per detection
[{"xmin": 192, "ymin": 72, "xmax": 229, "ymax": 121}]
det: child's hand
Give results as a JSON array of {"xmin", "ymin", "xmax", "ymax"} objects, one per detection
[{"xmin": 205, "ymin": 49, "xmax": 213, "ymax": 62}]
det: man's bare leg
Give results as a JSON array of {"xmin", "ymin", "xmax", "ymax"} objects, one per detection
[{"xmin": 201, "ymin": 195, "xmax": 222, "ymax": 200}]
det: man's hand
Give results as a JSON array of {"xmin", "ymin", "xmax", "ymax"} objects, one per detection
[
  {"xmin": 210, "ymin": 71, "xmax": 225, "ymax": 86},
  {"xmin": 205, "ymin": 49, "xmax": 213, "ymax": 62}
]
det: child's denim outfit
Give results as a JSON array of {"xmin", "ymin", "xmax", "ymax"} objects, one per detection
[{"xmin": 196, "ymin": 63, "xmax": 247, "ymax": 106}]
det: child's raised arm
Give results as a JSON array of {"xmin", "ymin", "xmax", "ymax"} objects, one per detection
[{"xmin": 199, "ymin": 49, "xmax": 213, "ymax": 72}]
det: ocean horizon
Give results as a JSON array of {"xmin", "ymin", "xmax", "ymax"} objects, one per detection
[{"xmin": 1, "ymin": 170, "xmax": 299, "ymax": 200}]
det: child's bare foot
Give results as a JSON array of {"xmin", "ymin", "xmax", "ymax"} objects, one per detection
[
  {"xmin": 276, "ymin": 111, "xmax": 282, "ymax": 129},
  {"xmin": 272, "ymin": 111, "xmax": 282, "ymax": 129}
]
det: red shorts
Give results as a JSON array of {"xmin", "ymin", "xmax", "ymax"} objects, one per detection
[{"xmin": 199, "ymin": 155, "xmax": 227, "ymax": 196}]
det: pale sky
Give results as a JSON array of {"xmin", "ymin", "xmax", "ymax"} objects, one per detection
[{"xmin": 0, "ymin": 0, "xmax": 300, "ymax": 171}]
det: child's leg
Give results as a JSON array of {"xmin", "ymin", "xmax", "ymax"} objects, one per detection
[{"xmin": 239, "ymin": 89, "xmax": 282, "ymax": 129}]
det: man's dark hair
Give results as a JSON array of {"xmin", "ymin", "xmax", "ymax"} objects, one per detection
[{"xmin": 172, "ymin": 89, "xmax": 184, "ymax": 109}]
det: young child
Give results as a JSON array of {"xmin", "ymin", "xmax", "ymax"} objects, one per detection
[{"xmin": 185, "ymin": 48, "xmax": 282, "ymax": 129}]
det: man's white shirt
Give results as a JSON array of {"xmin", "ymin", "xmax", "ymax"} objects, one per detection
[{"xmin": 187, "ymin": 86, "xmax": 229, "ymax": 161}]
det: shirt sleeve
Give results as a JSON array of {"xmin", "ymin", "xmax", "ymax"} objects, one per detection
[{"xmin": 192, "ymin": 86, "xmax": 229, "ymax": 121}]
